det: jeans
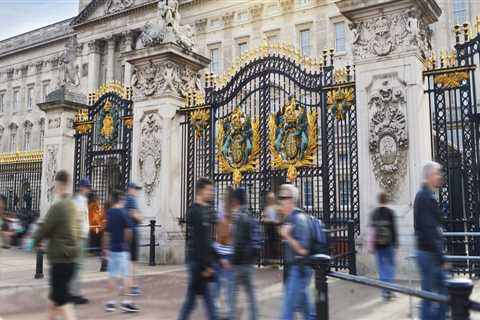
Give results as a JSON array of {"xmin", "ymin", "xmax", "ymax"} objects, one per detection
[
  {"xmin": 229, "ymin": 265, "xmax": 257, "ymax": 320},
  {"xmin": 281, "ymin": 265, "xmax": 316, "ymax": 320},
  {"xmin": 178, "ymin": 262, "xmax": 217, "ymax": 320},
  {"xmin": 416, "ymin": 250, "xmax": 448, "ymax": 320},
  {"xmin": 375, "ymin": 246, "xmax": 395, "ymax": 296},
  {"xmin": 212, "ymin": 256, "xmax": 234, "ymax": 315}
]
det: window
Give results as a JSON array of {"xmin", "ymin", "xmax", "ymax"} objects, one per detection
[
  {"xmin": 27, "ymin": 86, "xmax": 34, "ymax": 111},
  {"xmin": 12, "ymin": 89, "xmax": 19, "ymax": 112},
  {"xmin": 335, "ymin": 22, "xmax": 346, "ymax": 53},
  {"xmin": 9, "ymin": 131, "xmax": 16, "ymax": 152},
  {"xmin": 299, "ymin": 29, "xmax": 311, "ymax": 56},
  {"xmin": 42, "ymin": 82, "xmax": 49, "ymax": 102},
  {"xmin": 238, "ymin": 42, "xmax": 248, "ymax": 56},
  {"xmin": 210, "ymin": 48, "xmax": 221, "ymax": 74},
  {"xmin": 24, "ymin": 131, "xmax": 31, "ymax": 150},
  {"xmin": 267, "ymin": 34, "xmax": 279, "ymax": 43},
  {"xmin": 297, "ymin": 0, "xmax": 311, "ymax": 5},
  {"xmin": 453, "ymin": 0, "xmax": 467, "ymax": 25},
  {"xmin": 0, "ymin": 92, "xmax": 4, "ymax": 113}
]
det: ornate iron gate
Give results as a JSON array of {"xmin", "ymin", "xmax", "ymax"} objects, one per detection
[
  {"xmin": 73, "ymin": 82, "xmax": 133, "ymax": 203},
  {"xmin": 424, "ymin": 22, "xmax": 480, "ymax": 275},
  {"xmin": 180, "ymin": 44, "xmax": 359, "ymax": 270}
]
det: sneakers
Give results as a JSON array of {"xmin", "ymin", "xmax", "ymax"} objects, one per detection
[
  {"xmin": 72, "ymin": 296, "xmax": 89, "ymax": 305},
  {"xmin": 105, "ymin": 302, "xmax": 116, "ymax": 312},
  {"xmin": 120, "ymin": 303, "xmax": 140, "ymax": 313},
  {"xmin": 128, "ymin": 287, "xmax": 142, "ymax": 296}
]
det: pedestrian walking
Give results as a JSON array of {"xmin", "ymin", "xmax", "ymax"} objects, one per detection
[
  {"xmin": 125, "ymin": 182, "xmax": 143, "ymax": 296},
  {"xmin": 0, "ymin": 194, "xmax": 10, "ymax": 249},
  {"xmin": 103, "ymin": 189, "xmax": 139, "ymax": 313},
  {"xmin": 229, "ymin": 188, "xmax": 258, "ymax": 320},
  {"xmin": 262, "ymin": 192, "xmax": 280, "ymax": 265},
  {"xmin": 178, "ymin": 177, "xmax": 218, "ymax": 320},
  {"xmin": 213, "ymin": 187, "xmax": 234, "ymax": 317},
  {"xmin": 414, "ymin": 161, "xmax": 447, "ymax": 320},
  {"xmin": 278, "ymin": 184, "xmax": 316, "ymax": 320},
  {"xmin": 369, "ymin": 192, "xmax": 398, "ymax": 301},
  {"xmin": 33, "ymin": 170, "xmax": 80, "ymax": 320},
  {"xmin": 88, "ymin": 192, "xmax": 105, "ymax": 251},
  {"xmin": 71, "ymin": 178, "xmax": 91, "ymax": 305}
]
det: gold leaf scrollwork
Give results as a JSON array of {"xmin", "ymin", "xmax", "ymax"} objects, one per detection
[
  {"xmin": 74, "ymin": 108, "xmax": 93, "ymax": 134},
  {"xmin": 217, "ymin": 107, "xmax": 260, "ymax": 185},
  {"xmin": 269, "ymin": 98, "xmax": 317, "ymax": 182},
  {"xmin": 327, "ymin": 87, "xmax": 354, "ymax": 121},
  {"xmin": 123, "ymin": 116, "xmax": 134, "ymax": 129},
  {"xmin": 434, "ymin": 71, "xmax": 469, "ymax": 89},
  {"xmin": 190, "ymin": 109, "xmax": 210, "ymax": 139}
]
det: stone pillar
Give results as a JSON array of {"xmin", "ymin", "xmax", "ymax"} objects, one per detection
[
  {"xmin": 121, "ymin": 31, "xmax": 135, "ymax": 87},
  {"xmin": 37, "ymin": 87, "xmax": 87, "ymax": 216},
  {"xmin": 336, "ymin": 0, "xmax": 441, "ymax": 278},
  {"xmin": 123, "ymin": 43, "xmax": 209, "ymax": 264},
  {"xmin": 106, "ymin": 36, "xmax": 116, "ymax": 83},
  {"xmin": 87, "ymin": 40, "xmax": 101, "ymax": 92}
]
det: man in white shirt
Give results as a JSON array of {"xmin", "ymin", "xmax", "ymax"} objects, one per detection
[{"xmin": 71, "ymin": 178, "xmax": 91, "ymax": 305}]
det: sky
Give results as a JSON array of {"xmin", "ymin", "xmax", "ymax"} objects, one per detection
[{"xmin": 0, "ymin": 0, "xmax": 78, "ymax": 41}]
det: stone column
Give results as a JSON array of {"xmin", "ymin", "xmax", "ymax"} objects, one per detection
[
  {"xmin": 336, "ymin": 0, "xmax": 441, "ymax": 278},
  {"xmin": 87, "ymin": 40, "xmax": 101, "ymax": 92},
  {"xmin": 123, "ymin": 43, "xmax": 209, "ymax": 264},
  {"xmin": 37, "ymin": 87, "xmax": 87, "ymax": 216},
  {"xmin": 106, "ymin": 36, "xmax": 116, "ymax": 83},
  {"xmin": 121, "ymin": 31, "xmax": 135, "ymax": 86}
]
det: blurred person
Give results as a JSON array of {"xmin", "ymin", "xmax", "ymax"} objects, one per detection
[
  {"xmin": 103, "ymin": 189, "xmax": 138, "ymax": 313},
  {"xmin": 71, "ymin": 178, "xmax": 91, "ymax": 305},
  {"xmin": 229, "ymin": 188, "xmax": 258, "ymax": 320},
  {"xmin": 178, "ymin": 178, "xmax": 217, "ymax": 320},
  {"xmin": 88, "ymin": 192, "xmax": 105, "ymax": 251},
  {"xmin": 415, "ymin": 161, "xmax": 447, "ymax": 320},
  {"xmin": 213, "ymin": 186, "xmax": 234, "ymax": 317},
  {"xmin": 33, "ymin": 170, "xmax": 80, "ymax": 320},
  {"xmin": 125, "ymin": 182, "xmax": 143, "ymax": 296},
  {"xmin": 262, "ymin": 192, "xmax": 280, "ymax": 265},
  {"xmin": 278, "ymin": 184, "xmax": 315, "ymax": 320},
  {"xmin": 369, "ymin": 192, "xmax": 398, "ymax": 301},
  {"xmin": 0, "ymin": 194, "xmax": 11, "ymax": 249}
]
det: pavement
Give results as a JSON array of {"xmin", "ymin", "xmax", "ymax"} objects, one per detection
[{"xmin": 2, "ymin": 248, "xmax": 480, "ymax": 319}]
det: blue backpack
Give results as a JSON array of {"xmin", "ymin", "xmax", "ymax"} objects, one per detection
[{"xmin": 306, "ymin": 215, "xmax": 328, "ymax": 255}]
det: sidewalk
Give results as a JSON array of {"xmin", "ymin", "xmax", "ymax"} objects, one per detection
[{"xmin": 3, "ymin": 248, "xmax": 480, "ymax": 319}]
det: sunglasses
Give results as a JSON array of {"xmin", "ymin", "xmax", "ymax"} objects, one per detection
[{"xmin": 278, "ymin": 196, "xmax": 292, "ymax": 200}]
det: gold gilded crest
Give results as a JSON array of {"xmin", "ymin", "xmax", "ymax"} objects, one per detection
[
  {"xmin": 190, "ymin": 109, "xmax": 210, "ymax": 139},
  {"xmin": 217, "ymin": 107, "xmax": 260, "ymax": 185},
  {"xmin": 269, "ymin": 98, "xmax": 317, "ymax": 181}
]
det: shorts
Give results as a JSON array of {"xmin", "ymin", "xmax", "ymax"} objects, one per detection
[
  {"xmin": 130, "ymin": 231, "xmax": 139, "ymax": 262},
  {"xmin": 49, "ymin": 263, "xmax": 75, "ymax": 306},
  {"xmin": 108, "ymin": 251, "xmax": 130, "ymax": 279}
]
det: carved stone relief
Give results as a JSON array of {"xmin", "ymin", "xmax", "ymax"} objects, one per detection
[
  {"xmin": 349, "ymin": 8, "xmax": 432, "ymax": 60},
  {"xmin": 138, "ymin": 0, "xmax": 195, "ymax": 51},
  {"xmin": 105, "ymin": 0, "xmax": 135, "ymax": 14},
  {"xmin": 139, "ymin": 112, "xmax": 162, "ymax": 205},
  {"xmin": 131, "ymin": 60, "xmax": 201, "ymax": 99},
  {"xmin": 45, "ymin": 144, "xmax": 59, "ymax": 203},
  {"xmin": 368, "ymin": 78, "xmax": 408, "ymax": 197},
  {"xmin": 48, "ymin": 117, "xmax": 61, "ymax": 129}
]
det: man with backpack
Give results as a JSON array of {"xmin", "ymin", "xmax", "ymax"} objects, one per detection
[
  {"xmin": 229, "ymin": 188, "xmax": 259, "ymax": 320},
  {"xmin": 278, "ymin": 184, "xmax": 316, "ymax": 320}
]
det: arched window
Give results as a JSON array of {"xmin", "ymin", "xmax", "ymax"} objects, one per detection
[
  {"xmin": 39, "ymin": 118, "xmax": 45, "ymax": 150},
  {"xmin": 8, "ymin": 123, "xmax": 18, "ymax": 152},
  {"xmin": 23, "ymin": 121, "xmax": 33, "ymax": 151}
]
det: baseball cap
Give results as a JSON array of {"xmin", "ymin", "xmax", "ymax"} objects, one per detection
[
  {"xmin": 79, "ymin": 178, "xmax": 92, "ymax": 189},
  {"xmin": 127, "ymin": 182, "xmax": 142, "ymax": 190}
]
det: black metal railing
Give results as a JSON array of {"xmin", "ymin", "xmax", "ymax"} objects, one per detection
[
  {"xmin": 443, "ymin": 231, "xmax": 480, "ymax": 277},
  {"xmin": 34, "ymin": 220, "xmax": 160, "ymax": 279},
  {"xmin": 310, "ymin": 254, "xmax": 480, "ymax": 320}
]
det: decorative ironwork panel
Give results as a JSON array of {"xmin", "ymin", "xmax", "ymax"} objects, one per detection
[{"xmin": 73, "ymin": 82, "xmax": 133, "ymax": 205}]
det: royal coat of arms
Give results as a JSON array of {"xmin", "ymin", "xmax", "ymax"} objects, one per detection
[
  {"xmin": 217, "ymin": 107, "xmax": 260, "ymax": 185},
  {"xmin": 96, "ymin": 99, "xmax": 120, "ymax": 149},
  {"xmin": 269, "ymin": 98, "xmax": 317, "ymax": 181}
]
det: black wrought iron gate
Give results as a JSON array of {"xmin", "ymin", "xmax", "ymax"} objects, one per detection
[
  {"xmin": 180, "ymin": 44, "xmax": 359, "ymax": 271},
  {"xmin": 73, "ymin": 82, "xmax": 133, "ymax": 203},
  {"xmin": 424, "ymin": 23, "xmax": 480, "ymax": 275}
]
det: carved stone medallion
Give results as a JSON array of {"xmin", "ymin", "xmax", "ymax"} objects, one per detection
[
  {"xmin": 139, "ymin": 112, "xmax": 162, "ymax": 205},
  {"xmin": 368, "ymin": 79, "xmax": 408, "ymax": 196},
  {"xmin": 45, "ymin": 145, "xmax": 59, "ymax": 203}
]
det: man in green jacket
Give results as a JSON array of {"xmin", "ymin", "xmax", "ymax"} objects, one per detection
[{"xmin": 34, "ymin": 170, "xmax": 80, "ymax": 320}]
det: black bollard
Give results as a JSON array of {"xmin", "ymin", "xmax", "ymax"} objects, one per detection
[
  {"xmin": 347, "ymin": 221, "xmax": 357, "ymax": 275},
  {"xmin": 311, "ymin": 254, "xmax": 331, "ymax": 320},
  {"xmin": 34, "ymin": 249, "xmax": 44, "ymax": 279},
  {"xmin": 149, "ymin": 220, "xmax": 156, "ymax": 266},
  {"xmin": 447, "ymin": 279, "xmax": 474, "ymax": 320}
]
